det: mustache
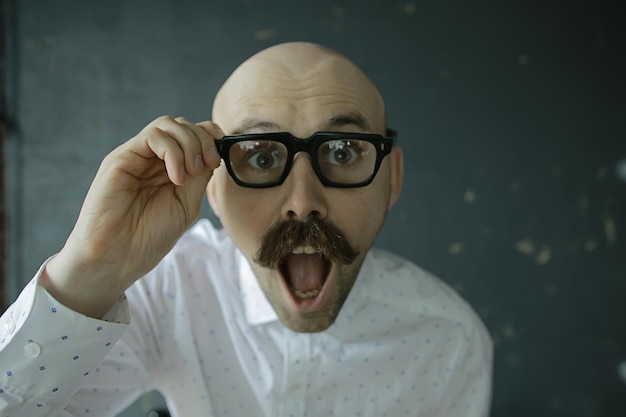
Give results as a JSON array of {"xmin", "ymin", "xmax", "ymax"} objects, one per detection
[{"xmin": 255, "ymin": 217, "xmax": 360, "ymax": 268}]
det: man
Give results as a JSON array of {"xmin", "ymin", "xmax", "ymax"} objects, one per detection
[{"xmin": 0, "ymin": 42, "xmax": 492, "ymax": 416}]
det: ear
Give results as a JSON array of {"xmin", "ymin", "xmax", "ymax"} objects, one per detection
[
  {"xmin": 207, "ymin": 174, "xmax": 221, "ymax": 218},
  {"xmin": 387, "ymin": 147, "xmax": 404, "ymax": 210}
]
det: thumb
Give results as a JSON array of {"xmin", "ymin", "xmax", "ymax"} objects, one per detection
[{"xmin": 177, "ymin": 165, "xmax": 216, "ymax": 222}]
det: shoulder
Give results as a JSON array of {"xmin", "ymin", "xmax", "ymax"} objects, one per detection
[
  {"xmin": 365, "ymin": 248, "xmax": 458, "ymax": 302},
  {"xmin": 364, "ymin": 248, "xmax": 489, "ymax": 335}
]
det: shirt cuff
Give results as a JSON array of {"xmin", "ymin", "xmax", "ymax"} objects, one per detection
[{"xmin": 0, "ymin": 258, "xmax": 129, "ymax": 403}]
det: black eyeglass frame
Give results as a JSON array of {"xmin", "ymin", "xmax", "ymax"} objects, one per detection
[{"xmin": 216, "ymin": 129, "xmax": 397, "ymax": 188}]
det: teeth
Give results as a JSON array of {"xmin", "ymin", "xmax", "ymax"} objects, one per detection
[
  {"xmin": 292, "ymin": 246, "xmax": 319, "ymax": 255},
  {"xmin": 303, "ymin": 246, "xmax": 317, "ymax": 254},
  {"xmin": 293, "ymin": 287, "xmax": 322, "ymax": 299}
]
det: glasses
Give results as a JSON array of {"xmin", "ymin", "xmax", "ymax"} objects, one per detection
[{"xmin": 216, "ymin": 130, "xmax": 397, "ymax": 188}]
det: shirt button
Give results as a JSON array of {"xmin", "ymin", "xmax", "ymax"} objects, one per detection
[
  {"xmin": 24, "ymin": 342, "xmax": 42, "ymax": 358},
  {"xmin": 4, "ymin": 319, "xmax": 16, "ymax": 335}
]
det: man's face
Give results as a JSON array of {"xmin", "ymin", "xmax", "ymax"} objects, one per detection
[{"xmin": 208, "ymin": 43, "xmax": 403, "ymax": 332}]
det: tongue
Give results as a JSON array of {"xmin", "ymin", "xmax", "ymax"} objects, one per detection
[{"xmin": 285, "ymin": 254, "xmax": 326, "ymax": 291}]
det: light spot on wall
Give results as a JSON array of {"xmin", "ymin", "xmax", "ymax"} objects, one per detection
[
  {"xmin": 254, "ymin": 29, "xmax": 277, "ymax": 40},
  {"xmin": 518, "ymin": 54, "xmax": 530, "ymax": 65},
  {"xmin": 515, "ymin": 240, "xmax": 552, "ymax": 264},
  {"xmin": 94, "ymin": 117, "xmax": 108, "ymax": 128},
  {"xmin": 329, "ymin": 6, "xmax": 344, "ymax": 33},
  {"xmin": 545, "ymin": 284, "xmax": 558, "ymax": 296},
  {"xmin": 464, "ymin": 188, "xmax": 476, "ymax": 203},
  {"xmin": 400, "ymin": 3, "xmax": 417, "ymax": 15},
  {"xmin": 504, "ymin": 352, "xmax": 520, "ymax": 367},
  {"xmin": 583, "ymin": 240, "xmax": 597, "ymax": 252},
  {"xmin": 449, "ymin": 242, "xmax": 463, "ymax": 254},
  {"xmin": 603, "ymin": 215, "xmax": 616, "ymax": 245},
  {"xmin": 578, "ymin": 195, "xmax": 589, "ymax": 214},
  {"xmin": 550, "ymin": 399, "xmax": 562, "ymax": 410},
  {"xmin": 618, "ymin": 361, "xmax": 626, "ymax": 385},
  {"xmin": 515, "ymin": 239, "xmax": 535, "ymax": 256},
  {"xmin": 535, "ymin": 247, "xmax": 552, "ymax": 265},
  {"xmin": 330, "ymin": 5, "xmax": 344, "ymax": 17},
  {"xmin": 501, "ymin": 325, "xmax": 516, "ymax": 339},
  {"xmin": 438, "ymin": 69, "xmax": 452, "ymax": 80},
  {"xmin": 616, "ymin": 158, "xmax": 626, "ymax": 182}
]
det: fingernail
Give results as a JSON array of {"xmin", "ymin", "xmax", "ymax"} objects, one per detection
[
  {"xmin": 195, "ymin": 155, "xmax": 204, "ymax": 172},
  {"xmin": 209, "ymin": 145, "xmax": 220, "ymax": 160}
]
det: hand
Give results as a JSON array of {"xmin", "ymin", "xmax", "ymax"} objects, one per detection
[{"xmin": 40, "ymin": 116, "xmax": 223, "ymax": 318}]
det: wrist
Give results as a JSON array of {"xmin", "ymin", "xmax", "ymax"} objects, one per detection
[{"xmin": 40, "ymin": 253, "xmax": 125, "ymax": 319}]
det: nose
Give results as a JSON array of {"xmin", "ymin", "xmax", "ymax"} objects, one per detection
[{"xmin": 280, "ymin": 153, "xmax": 328, "ymax": 220}]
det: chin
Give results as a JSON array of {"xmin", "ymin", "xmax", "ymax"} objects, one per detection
[
  {"xmin": 251, "ymin": 252, "xmax": 365, "ymax": 333},
  {"xmin": 278, "ymin": 310, "xmax": 339, "ymax": 333},
  {"xmin": 272, "ymin": 270, "xmax": 357, "ymax": 333}
]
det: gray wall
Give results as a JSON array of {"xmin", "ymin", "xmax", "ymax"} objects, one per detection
[{"xmin": 3, "ymin": 0, "xmax": 625, "ymax": 416}]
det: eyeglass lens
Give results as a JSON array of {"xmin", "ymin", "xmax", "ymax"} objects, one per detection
[{"xmin": 228, "ymin": 139, "xmax": 377, "ymax": 185}]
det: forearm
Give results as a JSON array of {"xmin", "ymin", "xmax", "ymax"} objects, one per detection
[
  {"xmin": 0, "ymin": 262, "xmax": 129, "ymax": 416},
  {"xmin": 39, "ymin": 252, "xmax": 127, "ymax": 319}
]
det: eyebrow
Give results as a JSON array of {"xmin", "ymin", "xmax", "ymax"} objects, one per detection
[
  {"xmin": 319, "ymin": 112, "xmax": 370, "ymax": 132},
  {"xmin": 233, "ymin": 112, "xmax": 370, "ymax": 135},
  {"xmin": 232, "ymin": 119, "xmax": 282, "ymax": 134}
]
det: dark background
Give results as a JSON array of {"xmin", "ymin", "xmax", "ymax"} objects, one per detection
[{"xmin": 2, "ymin": 0, "xmax": 625, "ymax": 416}]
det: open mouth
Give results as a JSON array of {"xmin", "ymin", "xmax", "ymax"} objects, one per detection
[{"xmin": 278, "ymin": 245, "xmax": 333, "ymax": 310}]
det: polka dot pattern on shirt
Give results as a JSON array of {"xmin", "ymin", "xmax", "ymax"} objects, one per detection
[{"xmin": 0, "ymin": 220, "xmax": 492, "ymax": 417}]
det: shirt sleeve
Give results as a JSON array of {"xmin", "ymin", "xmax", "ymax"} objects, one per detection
[
  {"xmin": 0, "ymin": 261, "xmax": 130, "ymax": 417},
  {"xmin": 437, "ymin": 317, "xmax": 494, "ymax": 417}
]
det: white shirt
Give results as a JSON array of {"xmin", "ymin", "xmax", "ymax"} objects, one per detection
[{"xmin": 0, "ymin": 219, "xmax": 492, "ymax": 417}]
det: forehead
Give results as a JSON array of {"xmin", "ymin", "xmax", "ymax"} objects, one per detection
[{"xmin": 213, "ymin": 54, "xmax": 385, "ymax": 135}]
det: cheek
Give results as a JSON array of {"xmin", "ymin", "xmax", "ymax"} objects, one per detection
[
  {"xmin": 334, "ymin": 188, "xmax": 390, "ymax": 251},
  {"xmin": 218, "ymin": 185, "xmax": 277, "ymax": 256}
]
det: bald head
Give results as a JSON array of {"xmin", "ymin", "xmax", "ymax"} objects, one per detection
[{"xmin": 212, "ymin": 42, "xmax": 386, "ymax": 137}]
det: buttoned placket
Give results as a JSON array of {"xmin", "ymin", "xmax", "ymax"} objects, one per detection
[{"xmin": 279, "ymin": 328, "xmax": 311, "ymax": 417}]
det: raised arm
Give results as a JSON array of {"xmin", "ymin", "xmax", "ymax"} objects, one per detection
[
  {"xmin": 41, "ymin": 116, "xmax": 223, "ymax": 318},
  {"xmin": 0, "ymin": 116, "xmax": 223, "ymax": 417}
]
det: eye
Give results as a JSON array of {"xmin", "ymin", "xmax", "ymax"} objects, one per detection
[
  {"xmin": 323, "ymin": 140, "xmax": 360, "ymax": 166},
  {"xmin": 247, "ymin": 149, "xmax": 282, "ymax": 170},
  {"xmin": 235, "ymin": 141, "xmax": 284, "ymax": 171}
]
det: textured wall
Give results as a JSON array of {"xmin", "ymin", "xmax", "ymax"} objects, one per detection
[{"xmin": 4, "ymin": 0, "xmax": 626, "ymax": 415}]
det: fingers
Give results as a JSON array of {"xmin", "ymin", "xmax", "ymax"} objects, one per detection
[
  {"xmin": 128, "ymin": 115, "xmax": 224, "ymax": 186},
  {"xmin": 172, "ymin": 117, "xmax": 223, "ymax": 171},
  {"xmin": 152, "ymin": 116, "xmax": 222, "ymax": 182}
]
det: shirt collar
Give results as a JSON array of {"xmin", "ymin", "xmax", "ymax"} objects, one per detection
[{"xmin": 238, "ymin": 252, "xmax": 279, "ymax": 326}]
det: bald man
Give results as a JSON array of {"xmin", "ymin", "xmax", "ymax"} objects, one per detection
[{"xmin": 1, "ymin": 43, "xmax": 492, "ymax": 417}]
